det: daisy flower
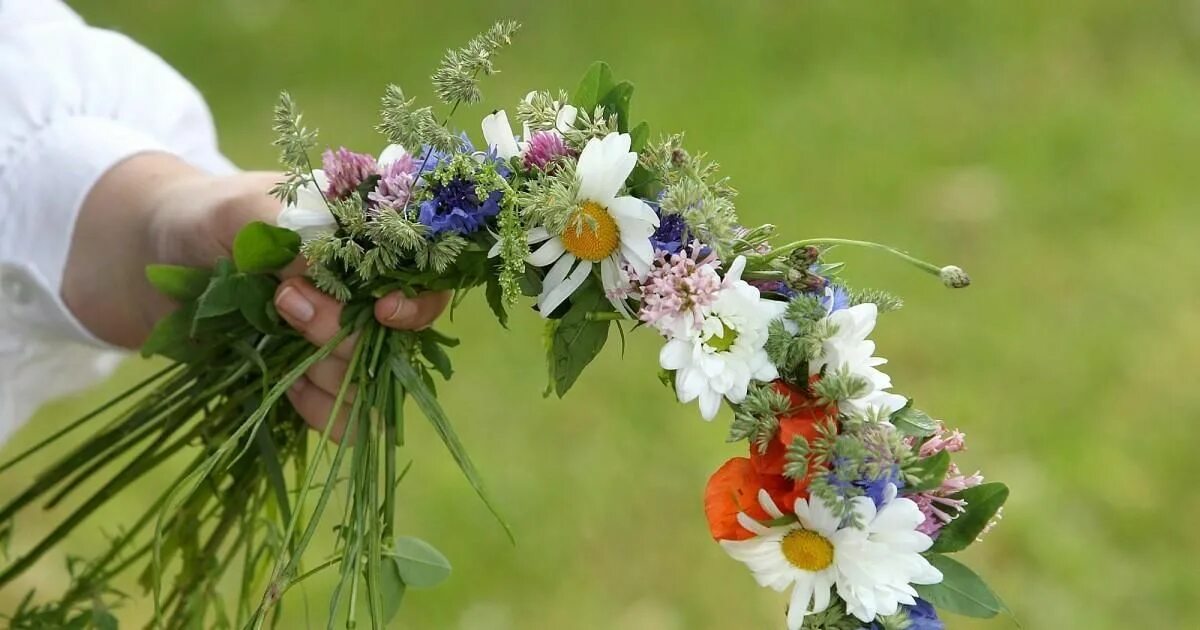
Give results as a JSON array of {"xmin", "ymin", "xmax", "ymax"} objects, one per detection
[
  {"xmin": 481, "ymin": 93, "xmax": 577, "ymax": 167},
  {"xmin": 659, "ymin": 257, "xmax": 785, "ymax": 420},
  {"xmin": 810, "ymin": 303, "xmax": 908, "ymax": 417},
  {"xmin": 521, "ymin": 132, "xmax": 659, "ymax": 316},
  {"xmin": 720, "ymin": 486, "xmax": 942, "ymax": 628}
]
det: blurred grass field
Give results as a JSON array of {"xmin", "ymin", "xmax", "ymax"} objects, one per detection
[{"xmin": 4, "ymin": 0, "xmax": 1200, "ymax": 628}]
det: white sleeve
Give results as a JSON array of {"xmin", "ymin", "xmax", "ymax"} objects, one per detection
[{"xmin": 0, "ymin": 4, "xmax": 236, "ymax": 443}]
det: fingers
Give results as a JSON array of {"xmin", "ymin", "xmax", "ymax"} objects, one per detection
[
  {"xmin": 274, "ymin": 278, "xmax": 357, "ymax": 359},
  {"xmin": 375, "ymin": 291, "xmax": 451, "ymax": 330},
  {"xmin": 286, "ymin": 377, "xmax": 351, "ymax": 443}
]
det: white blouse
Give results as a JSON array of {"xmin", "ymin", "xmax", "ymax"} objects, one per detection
[{"xmin": 0, "ymin": 0, "xmax": 234, "ymax": 444}]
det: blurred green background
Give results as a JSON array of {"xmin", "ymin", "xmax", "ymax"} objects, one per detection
[{"xmin": 4, "ymin": 0, "xmax": 1200, "ymax": 628}]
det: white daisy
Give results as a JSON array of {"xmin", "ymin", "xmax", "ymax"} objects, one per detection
[
  {"xmin": 659, "ymin": 257, "xmax": 785, "ymax": 420},
  {"xmin": 721, "ymin": 486, "xmax": 942, "ymax": 628},
  {"xmin": 810, "ymin": 303, "xmax": 908, "ymax": 418},
  {"xmin": 519, "ymin": 132, "xmax": 659, "ymax": 316},
  {"xmin": 276, "ymin": 169, "xmax": 335, "ymax": 241}
]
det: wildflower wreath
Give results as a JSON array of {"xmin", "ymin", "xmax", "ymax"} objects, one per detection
[{"xmin": 0, "ymin": 22, "xmax": 1010, "ymax": 630}]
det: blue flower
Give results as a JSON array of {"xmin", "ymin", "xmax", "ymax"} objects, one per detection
[
  {"xmin": 822, "ymin": 284, "xmax": 851, "ymax": 312},
  {"xmin": 650, "ymin": 207, "xmax": 687, "ymax": 254},
  {"xmin": 860, "ymin": 599, "xmax": 943, "ymax": 630},
  {"xmin": 856, "ymin": 465, "xmax": 905, "ymax": 508},
  {"xmin": 417, "ymin": 178, "xmax": 502, "ymax": 237},
  {"xmin": 905, "ymin": 599, "xmax": 945, "ymax": 630}
]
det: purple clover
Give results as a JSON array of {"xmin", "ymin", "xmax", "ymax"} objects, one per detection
[
  {"xmin": 321, "ymin": 147, "xmax": 377, "ymax": 200},
  {"xmin": 524, "ymin": 130, "xmax": 571, "ymax": 171},
  {"xmin": 369, "ymin": 153, "xmax": 419, "ymax": 210}
]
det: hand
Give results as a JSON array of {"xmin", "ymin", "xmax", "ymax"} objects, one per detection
[{"xmin": 64, "ymin": 152, "xmax": 450, "ymax": 438}]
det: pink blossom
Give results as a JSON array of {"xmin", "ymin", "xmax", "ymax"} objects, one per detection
[
  {"xmin": 638, "ymin": 244, "xmax": 722, "ymax": 336},
  {"xmin": 369, "ymin": 152, "xmax": 419, "ymax": 210},
  {"xmin": 909, "ymin": 425, "xmax": 984, "ymax": 536},
  {"xmin": 523, "ymin": 131, "xmax": 572, "ymax": 171},
  {"xmin": 322, "ymin": 147, "xmax": 378, "ymax": 200}
]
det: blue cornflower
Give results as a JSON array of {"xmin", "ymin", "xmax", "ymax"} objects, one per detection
[
  {"xmin": 823, "ymin": 284, "xmax": 851, "ymax": 312},
  {"xmin": 856, "ymin": 465, "xmax": 905, "ymax": 508},
  {"xmin": 417, "ymin": 178, "xmax": 502, "ymax": 237},
  {"xmin": 861, "ymin": 599, "xmax": 943, "ymax": 630},
  {"xmin": 651, "ymin": 209, "xmax": 688, "ymax": 254}
]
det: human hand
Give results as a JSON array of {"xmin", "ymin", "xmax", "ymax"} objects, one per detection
[{"xmin": 64, "ymin": 152, "xmax": 449, "ymax": 437}]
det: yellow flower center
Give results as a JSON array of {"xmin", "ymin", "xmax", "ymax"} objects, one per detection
[
  {"xmin": 780, "ymin": 529, "xmax": 834, "ymax": 571},
  {"xmin": 562, "ymin": 201, "xmax": 620, "ymax": 262},
  {"xmin": 705, "ymin": 321, "xmax": 739, "ymax": 352}
]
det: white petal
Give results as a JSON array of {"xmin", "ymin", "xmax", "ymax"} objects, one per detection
[
  {"xmin": 659, "ymin": 339, "xmax": 693, "ymax": 371},
  {"xmin": 482, "ymin": 110, "xmax": 520, "ymax": 160},
  {"xmin": 600, "ymin": 257, "xmax": 634, "ymax": 317},
  {"xmin": 698, "ymin": 388, "xmax": 722, "ymax": 420},
  {"xmin": 538, "ymin": 259, "xmax": 592, "ymax": 315},
  {"xmin": 527, "ymin": 237, "xmax": 567, "ymax": 267},
  {"xmin": 378, "ymin": 143, "xmax": 408, "ymax": 167},
  {"xmin": 577, "ymin": 133, "xmax": 636, "ymax": 201},
  {"xmin": 757, "ymin": 489, "xmax": 785, "ymax": 519},
  {"xmin": 786, "ymin": 574, "xmax": 814, "ymax": 630},
  {"xmin": 556, "ymin": 104, "xmax": 578, "ymax": 131}
]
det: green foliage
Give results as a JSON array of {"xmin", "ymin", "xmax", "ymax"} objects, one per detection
[
  {"xmin": 145, "ymin": 264, "xmax": 211, "ymax": 302},
  {"xmin": 547, "ymin": 281, "xmax": 612, "ymax": 397},
  {"xmin": 268, "ymin": 91, "xmax": 320, "ymax": 205},
  {"xmin": 916, "ymin": 554, "xmax": 1006, "ymax": 619},
  {"xmin": 572, "ymin": 61, "xmax": 616, "ymax": 113},
  {"xmin": 377, "ymin": 84, "xmax": 459, "ymax": 156},
  {"xmin": 516, "ymin": 161, "xmax": 581, "ymax": 234},
  {"xmin": 890, "ymin": 404, "xmax": 939, "ymax": 437},
  {"xmin": 782, "ymin": 435, "xmax": 811, "ymax": 481},
  {"xmin": 430, "ymin": 20, "xmax": 521, "ymax": 105},
  {"xmin": 727, "ymin": 382, "xmax": 789, "ymax": 450},
  {"xmin": 930, "ymin": 483, "xmax": 1009, "ymax": 553},
  {"xmin": 905, "ymin": 449, "xmax": 951, "ymax": 492},
  {"xmin": 495, "ymin": 190, "xmax": 526, "ymax": 306},
  {"xmin": 388, "ymin": 536, "xmax": 452, "ymax": 588},
  {"xmin": 641, "ymin": 134, "xmax": 740, "ymax": 259},
  {"xmin": 232, "ymin": 221, "xmax": 300, "ymax": 273},
  {"xmin": 848, "ymin": 287, "xmax": 905, "ymax": 312}
]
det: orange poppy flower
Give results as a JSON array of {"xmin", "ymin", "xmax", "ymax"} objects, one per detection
[{"xmin": 704, "ymin": 457, "xmax": 796, "ymax": 541}]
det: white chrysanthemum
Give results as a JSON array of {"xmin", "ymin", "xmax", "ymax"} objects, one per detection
[
  {"xmin": 659, "ymin": 257, "xmax": 784, "ymax": 420},
  {"xmin": 809, "ymin": 303, "xmax": 908, "ymax": 417},
  {"xmin": 721, "ymin": 486, "xmax": 942, "ymax": 628},
  {"xmin": 517, "ymin": 132, "xmax": 658, "ymax": 316},
  {"xmin": 277, "ymin": 170, "xmax": 335, "ymax": 241}
]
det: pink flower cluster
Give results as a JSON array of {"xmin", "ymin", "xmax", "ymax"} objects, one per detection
[
  {"xmin": 638, "ymin": 244, "xmax": 722, "ymax": 336},
  {"xmin": 322, "ymin": 147, "xmax": 378, "ymax": 200},
  {"xmin": 369, "ymin": 153, "xmax": 420, "ymax": 210},
  {"xmin": 523, "ymin": 131, "xmax": 572, "ymax": 171},
  {"xmin": 910, "ymin": 425, "xmax": 984, "ymax": 536}
]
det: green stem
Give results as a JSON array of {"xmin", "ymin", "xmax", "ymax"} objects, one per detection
[{"xmin": 759, "ymin": 237, "xmax": 944, "ymax": 276}]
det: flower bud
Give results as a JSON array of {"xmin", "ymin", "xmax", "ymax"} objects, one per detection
[{"xmin": 939, "ymin": 265, "xmax": 971, "ymax": 288}]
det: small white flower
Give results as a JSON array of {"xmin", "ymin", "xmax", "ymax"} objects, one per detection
[
  {"xmin": 810, "ymin": 303, "xmax": 907, "ymax": 417},
  {"xmin": 522, "ymin": 132, "xmax": 659, "ymax": 316},
  {"xmin": 659, "ymin": 257, "xmax": 784, "ymax": 420},
  {"xmin": 277, "ymin": 170, "xmax": 335, "ymax": 241},
  {"xmin": 721, "ymin": 486, "xmax": 942, "ymax": 628}
]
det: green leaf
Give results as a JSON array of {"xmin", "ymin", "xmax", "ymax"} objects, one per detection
[
  {"xmin": 380, "ymin": 552, "xmax": 408, "ymax": 623},
  {"xmin": 551, "ymin": 283, "xmax": 612, "ymax": 397},
  {"xmin": 194, "ymin": 273, "xmax": 245, "ymax": 320},
  {"xmin": 145, "ymin": 264, "xmax": 211, "ymax": 302},
  {"xmin": 908, "ymin": 450, "xmax": 951, "ymax": 493},
  {"xmin": 390, "ymin": 352, "xmax": 513, "ymax": 542},
  {"xmin": 419, "ymin": 330, "xmax": 454, "ymax": 380},
  {"xmin": 485, "ymin": 273, "xmax": 509, "ymax": 328},
  {"xmin": 91, "ymin": 609, "xmax": 119, "ymax": 630},
  {"xmin": 628, "ymin": 121, "xmax": 650, "ymax": 153},
  {"xmin": 598, "ymin": 81, "xmax": 634, "ymax": 132},
  {"xmin": 931, "ymin": 483, "xmax": 1009, "ymax": 553},
  {"xmin": 572, "ymin": 61, "xmax": 614, "ymax": 112},
  {"xmin": 891, "ymin": 405, "xmax": 939, "ymax": 437},
  {"xmin": 916, "ymin": 554, "xmax": 1004, "ymax": 618},
  {"xmin": 232, "ymin": 221, "xmax": 301, "ymax": 273},
  {"xmin": 389, "ymin": 536, "xmax": 452, "ymax": 588},
  {"xmin": 141, "ymin": 305, "xmax": 200, "ymax": 361},
  {"xmin": 238, "ymin": 274, "xmax": 282, "ymax": 334}
]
